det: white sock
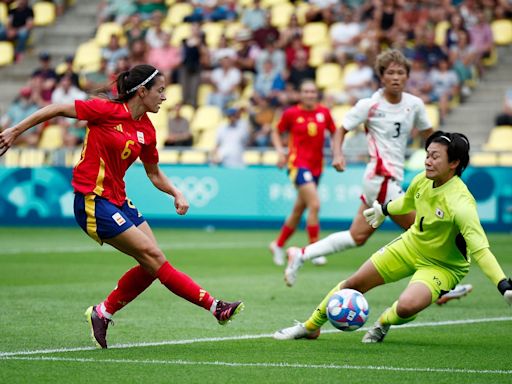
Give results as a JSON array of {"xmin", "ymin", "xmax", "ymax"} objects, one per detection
[
  {"xmin": 99, "ymin": 302, "xmax": 113, "ymax": 320},
  {"xmin": 210, "ymin": 299, "xmax": 219, "ymax": 313},
  {"xmin": 302, "ymin": 231, "xmax": 356, "ymax": 261}
]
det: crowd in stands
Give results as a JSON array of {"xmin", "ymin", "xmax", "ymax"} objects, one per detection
[{"xmin": 1, "ymin": 0, "xmax": 512, "ymax": 167}]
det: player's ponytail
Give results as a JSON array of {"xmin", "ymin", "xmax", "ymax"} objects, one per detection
[
  {"xmin": 425, "ymin": 131, "xmax": 470, "ymax": 176},
  {"xmin": 114, "ymin": 64, "xmax": 161, "ymax": 103}
]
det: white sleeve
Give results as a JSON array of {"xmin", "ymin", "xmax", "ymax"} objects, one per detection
[
  {"xmin": 414, "ymin": 100, "xmax": 432, "ymax": 131},
  {"xmin": 342, "ymin": 99, "xmax": 371, "ymax": 131}
]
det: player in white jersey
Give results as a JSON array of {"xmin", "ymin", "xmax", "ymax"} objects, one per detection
[{"xmin": 283, "ymin": 50, "xmax": 472, "ymax": 303}]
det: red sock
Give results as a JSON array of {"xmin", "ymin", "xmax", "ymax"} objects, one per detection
[
  {"xmin": 103, "ymin": 265, "xmax": 156, "ymax": 315},
  {"xmin": 276, "ymin": 225, "xmax": 295, "ymax": 247},
  {"xmin": 156, "ymin": 261, "xmax": 214, "ymax": 310},
  {"xmin": 307, "ymin": 224, "xmax": 320, "ymax": 244}
]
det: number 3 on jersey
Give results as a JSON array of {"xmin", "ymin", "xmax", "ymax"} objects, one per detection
[
  {"xmin": 121, "ymin": 140, "xmax": 135, "ymax": 160},
  {"xmin": 392, "ymin": 122, "xmax": 401, "ymax": 138}
]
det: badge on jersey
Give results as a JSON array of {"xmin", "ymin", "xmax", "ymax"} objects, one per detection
[
  {"xmin": 137, "ymin": 131, "xmax": 145, "ymax": 144},
  {"xmin": 112, "ymin": 212, "xmax": 126, "ymax": 226},
  {"xmin": 316, "ymin": 112, "xmax": 325, "ymax": 122},
  {"xmin": 435, "ymin": 208, "xmax": 444, "ymax": 219}
]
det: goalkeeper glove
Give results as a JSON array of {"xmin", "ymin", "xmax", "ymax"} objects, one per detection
[
  {"xmin": 363, "ymin": 201, "xmax": 387, "ymax": 229},
  {"xmin": 497, "ymin": 278, "xmax": 512, "ymax": 306}
]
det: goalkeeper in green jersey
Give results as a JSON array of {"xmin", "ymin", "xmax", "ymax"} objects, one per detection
[{"xmin": 273, "ymin": 130, "xmax": 512, "ymax": 343}]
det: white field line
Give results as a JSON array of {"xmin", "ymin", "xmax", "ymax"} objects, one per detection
[
  {"xmin": 0, "ymin": 241, "xmax": 268, "ymax": 255},
  {"xmin": 1, "ymin": 316, "xmax": 511, "ymax": 359},
  {"xmin": 1, "ymin": 356, "xmax": 511, "ymax": 375}
]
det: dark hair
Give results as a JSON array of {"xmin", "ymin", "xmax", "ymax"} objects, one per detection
[
  {"xmin": 425, "ymin": 131, "xmax": 470, "ymax": 176},
  {"xmin": 114, "ymin": 64, "xmax": 161, "ymax": 102}
]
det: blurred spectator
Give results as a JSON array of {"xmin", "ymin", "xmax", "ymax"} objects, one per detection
[
  {"xmin": 371, "ymin": 0, "xmax": 399, "ymax": 45},
  {"xmin": 278, "ymin": 14, "xmax": 303, "ymax": 49},
  {"xmin": 129, "ymin": 38, "xmax": 148, "ymax": 67},
  {"xmin": 136, "ymin": 0, "xmax": 167, "ymax": 20},
  {"xmin": 145, "ymin": 10, "xmax": 167, "ymax": 49},
  {"xmin": 284, "ymin": 33, "xmax": 310, "ymax": 69},
  {"xmin": 0, "ymin": 87, "xmax": 40, "ymax": 146},
  {"xmin": 102, "ymin": 34, "xmax": 129, "ymax": 74},
  {"xmin": 179, "ymin": 23, "xmax": 208, "ymax": 107},
  {"xmin": 406, "ymin": 58, "xmax": 435, "ymax": 104},
  {"xmin": 207, "ymin": 51, "xmax": 241, "ymax": 111},
  {"xmin": 58, "ymin": 55, "xmax": 81, "ymax": 89},
  {"xmin": 468, "ymin": 9, "xmax": 493, "ymax": 75},
  {"xmin": 287, "ymin": 49, "xmax": 316, "ymax": 91},
  {"xmin": 82, "ymin": 57, "xmax": 110, "ymax": 94},
  {"xmin": 241, "ymin": 0, "xmax": 266, "ymax": 31},
  {"xmin": 97, "ymin": 0, "xmax": 137, "ymax": 25},
  {"xmin": 252, "ymin": 12, "xmax": 279, "ymax": 49},
  {"xmin": 234, "ymin": 28, "xmax": 260, "ymax": 74},
  {"xmin": 255, "ymin": 36, "xmax": 286, "ymax": 76},
  {"xmin": 125, "ymin": 13, "xmax": 147, "ymax": 46},
  {"xmin": 185, "ymin": 0, "xmax": 237, "ymax": 22},
  {"xmin": 253, "ymin": 59, "xmax": 286, "ymax": 107},
  {"xmin": 414, "ymin": 29, "xmax": 447, "ymax": 69},
  {"xmin": 31, "ymin": 52, "xmax": 59, "ymax": 106},
  {"xmin": 448, "ymin": 30, "xmax": 477, "ymax": 97},
  {"xmin": 444, "ymin": 12, "xmax": 469, "ymax": 51},
  {"xmin": 165, "ymin": 103, "xmax": 193, "ymax": 147},
  {"xmin": 5, "ymin": 0, "xmax": 34, "ymax": 61},
  {"xmin": 330, "ymin": 9, "xmax": 362, "ymax": 64},
  {"xmin": 429, "ymin": 57, "xmax": 460, "ymax": 123},
  {"xmin": 147, "ymin": 30, "xmax": 182, "ymax": 84},
  {"xmin": 210, "ymin": 35, "xmax": 237, "ymax": 67},
  {"xmin": 390, "ymin": 31, "xmax": 416, "ymax": 61},
  {"xmin": 495, "ymin": 89, "xmax": 512, "ymax": 127},
  {"xmin": 305, "ymin": 0, "xmax": 338, "ymax": 24},
  {"xmin": 211, "ymin": 107, "xmax": 249, "ymax": 168}
]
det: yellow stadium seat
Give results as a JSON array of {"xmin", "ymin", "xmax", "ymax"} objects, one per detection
[
  {"xmin": 491, "ymin": 19, "xmax": 512, "ymax": 46},
  {"xmin": 165, "ymin": 0, "xmax": 176, "ymax": 5},
  {"xmin": 202, "ymin": 22, "xmax": 224, "ymax": 48},
  {"xmin": 39, "ymin": 124, "xmax": 63, "ymax": 149},
  {"xmin": 295, "ymin": 2, "xmax": 310, "ymax": 25},
  {"xmin": 95, "ymin": 22, "xmax": 124, "ymax": 47},
  {"xmin": 262, "ymin": 0, "xmax": 289, "ymax": 6},
  {"xmin": 483, "ymin": 126, "xmax": 512, "ymax": 151},
  {"xmin": 170, "ymin": 23, "xmax": 192, "ymax": 46},
  {"xmin": 471, "ymin": 152, "xmax": 498, "ymax": 167},
  {"xmin": 0, "ymin": 41, "xmax": 14, "ymax": 66},
  {"xmin": 330, "ymin": 104, "xmax": 351, "ymax": 128},
  {"xmin": 148, "ymin": 107, "xmax": 169, "ymax": 133},
  {"xmin": 243, "ymin": 150, "xmax": 262, "ymax": 165},
  {"xmin": 158, "ymin": 149, "xmax": 180, "ymax": 164},
  {"xmin": 179, "ymin": 104, "xmax": 195, "ymax": 122},
  {"xmin": 0, "ymin": 2, "xmax": 7, "ymax": 23},
  {"xmin": 425, "ymin": 104, "xmax": 440, "ymax": 130},
  {"xmin": 302, "ymin": 22, "xmax": 329, "ymax": 46},
  {"xmin": 164, "ymin": 2, "xmax": 193, "ymax": 27},
  {"xmin": 73, "ymin": 39, "xmax": 102, "ymax": 72},
  {"xmin": 434, "ymin": 20, "xmax": 449, "ymax": 46},
  {"xmin": 194, "ymin": 128, "xmax": 218, "ymax": 150},
  {"xmin": 271, "ymin": 2, "xmax": 295, "ymax": 28},
  {"xmin": 483, "ymin": 46, "xmax": 498, "ymax": 67},
  {"xmin": 180, "ymin": 149, "xmax": 208, "ymax": 164},
  {"xmin": 262, "ymin": 150, "xmax": 279, "ymax": 165},
  {"xmin": 65, "ymin": 148, "xmax": 83, "ymax": 167},
  {"xmin": 163, "ymin": 84, "xmax": 183, "ymax": 109},
  {"xmin": 197, "ymin": 83, "xmax": 213, "ymax": 106},
  {"xmin": 33, "ymin": 1, "xmax": 56, "ymax": 26},
  {"xmin": 19, "ymin": 149, "xmax": 45, "ymax": 167},
  {"xmin": 190, "ymin": 105, "xmax": 222, "ymax": 133},
  {"xmin": 498, "ymin": 152, "xmax": 512, "ymax": 166},
  {"xmin": 308, "ymin": 42, "xmax": 330, "ymax": 67},
  {"xmin": 316, "ymin": 62, "xmax": 342, "ymax": 90},
  {"xmin": 4, "ymin": 149, "xmax": 20, "ymax": 167},
  {"xmin": 224, "ymin": 22, "xmax": 243, "ymax": 40}
]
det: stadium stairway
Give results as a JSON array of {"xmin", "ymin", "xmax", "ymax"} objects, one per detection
[
  {"xmin": 443, "ymin": 45, "xmax": 512, "ymax": 150},
  {"xmin": 0, "ymin": 0, "xmax": 101, "ymax": 115}
]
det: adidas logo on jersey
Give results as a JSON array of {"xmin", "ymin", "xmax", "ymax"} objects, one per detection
[{"xmin": 114, "ymin": 124, "xmax": 123, "ymax": 132}]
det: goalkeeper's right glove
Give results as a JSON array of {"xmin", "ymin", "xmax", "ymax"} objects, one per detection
[
  {"xmin": 497, "ymin": 278, "xmax": 512, "ymax": 306},
  {"xmin": 363, "ymin": 200, "xmax": 388, "ymax": 229}
]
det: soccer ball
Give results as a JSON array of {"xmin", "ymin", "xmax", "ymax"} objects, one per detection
[{"xmin": 326, "ymin": 289, "xmax": 370, "ymax": 332}]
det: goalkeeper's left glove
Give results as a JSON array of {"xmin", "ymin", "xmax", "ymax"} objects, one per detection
[
  {"xmin": 497, "ymin": 278, "xmax": 512, "ymax": 306},
  {"xmin": 363, "ymin": 201, "xmax": 388, "ymax": 229}
]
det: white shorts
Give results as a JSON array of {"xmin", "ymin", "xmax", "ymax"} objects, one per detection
[{"xmin": 361, "ymin": 174, "xmax": 404, "ymax": 207}]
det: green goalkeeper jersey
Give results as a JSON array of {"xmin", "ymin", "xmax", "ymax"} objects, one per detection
[{"xmin": 387, "ymin": 171, "xmax": 489, "ymax": 273}]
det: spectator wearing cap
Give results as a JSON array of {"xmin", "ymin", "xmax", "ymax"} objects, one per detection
[
  {"xmin": 0, "ymin": 87, "xmax": 40, "ymax": 146},
  {"xmin": 5, "ymin": 0, "xmax": 34, "ymax": 61},
  {"xmin": 207, "ymin": 50, "xmax": 242, "ymax": 112},
  {"xmin": 234, "ymin": 29, "xmax": 260, "ymax": 74},
  {"xmin": 211, "ymin": 107, "xmax": 249, "ymax": 168}
]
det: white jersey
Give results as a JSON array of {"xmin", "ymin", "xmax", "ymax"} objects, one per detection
[{"xmin": 343, "ymin": 89, "xmax": 431, "ymax": 183}]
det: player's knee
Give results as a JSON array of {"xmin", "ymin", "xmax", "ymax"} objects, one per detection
[
  {"xmin": 396, "ymin": 298, "xmax": 420, "ymax": 318},
  {"xmin": 308, "ymin": 199, "xmax": 321, "ymax": 213},
  {"xmin": 351, "ymin": 232, "xmax": 368, "ymax": 246}
]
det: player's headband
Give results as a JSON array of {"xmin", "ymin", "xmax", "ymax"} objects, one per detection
[
  {"xmin": 439, "ymin": 135, "xmax": 451, "ymax": 143},
  {"xmin": 127, "ymin": 70, "xmax": 159, "ymax": 94}
]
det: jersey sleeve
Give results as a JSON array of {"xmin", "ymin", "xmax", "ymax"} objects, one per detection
[
  {"xmin": 414, "ymin": 100, "xmax": 432, "ymax": 131},
  {"xmin": 453, "ymin": 197, "xmax": 490, "ymax": 256},
  {"xmin": 139, "ymin": 120, "xmax": 159, "ymax": 164},
  {"xmin": 342, "ymin": 99, "xmax": 370, "ymax": 131},
  {"xmin": 75, "ymin": 98, "xmax": 109, "ymax": 124},
  {"xmin": 472, "ymin": 248, "xmax": 506, "ymax": 286},
  {"xmin": 386, "ymin": 172, "xmax": 422, "ymax": 215},
  {"xmin": 277, "ymin": 108, "xmax": 292, "ymax": 133}
]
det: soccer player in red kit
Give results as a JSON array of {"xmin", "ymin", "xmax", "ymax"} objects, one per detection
[
  {"xmin": 270, "ymin": 80, "xmax": 336, "ymax": 267},
  {"xmin": 0, "ymin": 64, "xmax": 243, "ymax": 349}
]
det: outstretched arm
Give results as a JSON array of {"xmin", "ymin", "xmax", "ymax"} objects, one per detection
[
  {"xmin": 473, "ymin": 248, "xmax": 512, "ymax": 306},
  {"xmin": 143, "ymin": 162, "xmax": 189, "ymax": 215},
  {"xmin": 0, "ymin": 103, "xmax": 76, "ymax": 156}
]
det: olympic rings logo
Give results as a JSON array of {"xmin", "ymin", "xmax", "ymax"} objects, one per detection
[{"xmin": 171, "ymin": 176, "xmax": 219, "ymax": 207}]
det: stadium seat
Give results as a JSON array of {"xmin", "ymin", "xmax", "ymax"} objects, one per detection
[
  {"xmin": 491, "ymin": 19, "xmax": 512, "ymax": 46},
  {"xmin": 202, "ymin": 22, "xmax": 224, "ymax": 48},
  {"xmin": 179, "ymin": 104, "xmax": 195, "ymax": 122},
  {"xmin": 164, "ymin": 2, "xmax": 193, "ymax": 27},
  {"xmin": 73, "ymin": 39, "xmax": 101, "ymax": 72},
  {"xmin": 483, "ymin": 126, "xmax": 512, "ymax": 151},
  {"xmin": 243, "ymin": 150, "xmax": 263, "ymax": 165},
  {"xmin": 316, "ymin": 63, "xmax": 342, "ymax": 90},
  {"xmin": 471, "ymin": 152, "xmax": 498, "ymax": 167},
  {"xmin": 190, "ymin": 105, "xmax": 222, "ymax": 133},
  {"xmin": 434, "ymin": 20, "xmax": 449, "ymax": 46},
  {"xmin": 330, "ymin": 104, "xmax": 352, "ymax": 128},
  {"xmin": 270, "ymin": 2, "xmax": 295, "ymax": 28},
  {"xmin": 498, "ymin": 152, "xmax": 512, "ymax": 166},
  {"xmin": 224, "ymin": 21, "xmax": 243, "ymax": 41},
  {"xmin": 170, "ymin": 23, "xmax": 192, "ymax": 46},
  {"xmin": 262, "ymin": 150, "xmax": 279, "ymax": 165},
  {"xmin": 425, "ymin": 104, "xmax": 440, "ymax": 129},
  {"xmin": 38, "ymin": 124, "xmax": 63, "ymax": 149},
  {"xmin": 148, "ymin": 107, "xmax": 170, "ymax": 146},
  {"xmin": 295, "ymin": 2, "xmax": 310, "ymax": 25},
  {"xmin": 18, "ymin": 149, "xmax": 45, "ymax": 167},
  {"xmin": 180, "ymin": 149, "xmax": 208, "ymax": 164},
  {"xmin": 197, "ymin": 83, "xmax": 213, "ymax": 106},
  {"xmin": 483, "ymin": 46, "xmax": 498, "ymax": 67},
  {"xmin": 308, "ymin": 42, "xmax": 331, "ymax": 67},
  {"xmin": 0, "ymin": 41, "xmax": 14, "ymax": 66},
  {"xmin": 0, "ymin": 2, "xmax": 7, "ymax": 23},
  {"xmin": 3, "ymin": 149, "xmax": 20, "ymax": 167},
  {"xmin": 65, "ymin": 148, "xmax": 82, "ymax": 167},
  {"xmin": 163, "ymin": 84, "xmax": 183, "ymax": 109},
  {"xmin": 158, "ymin": 149, "xmax": 180, "ymax": 164},
  {"xmin": 95, "ymin": 22, "xmax": 124, "ymax": 47},
  {"xmin": 302, "ymin": 22, "xmax": 329, "ymax": 46},
  {"xmin": 33, "ymin": 1, "xmax": 56, "ymax": 26},
  {"xmin": 262, "ymin": 0, "xmax": 289, "ymax": 6},
  {"xmin": 194, "ymin": 127, "xmax": 218, "ymax": 150}
]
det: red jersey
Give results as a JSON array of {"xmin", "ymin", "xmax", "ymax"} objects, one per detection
[
  {"xmin": 277, "ymin": 104, "xmax": 336, "ymax": 177},
  {"xmin": 72, "ymin": 98, "xmax": 159, "ymax": 206}
]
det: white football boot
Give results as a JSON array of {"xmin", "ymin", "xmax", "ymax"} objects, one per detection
[{"xmin": 273, "ymin": 321, "xmax": 320, "ymax": 340}]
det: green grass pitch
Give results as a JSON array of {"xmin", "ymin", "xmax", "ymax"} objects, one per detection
[{"xmin": 0, "ymin": 228, "xmax": 511, "ymax": 383}]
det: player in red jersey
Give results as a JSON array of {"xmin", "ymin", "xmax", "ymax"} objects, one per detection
[
  {"xmin": 269, "ymin": 80, "xmax": 336, "ymax": 267},
  {"xmin": 0, "ymin": 64, "xmax": 244, "ymax": 349}
]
